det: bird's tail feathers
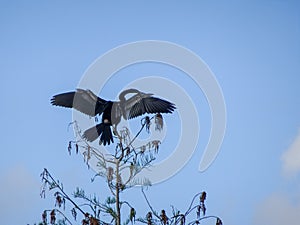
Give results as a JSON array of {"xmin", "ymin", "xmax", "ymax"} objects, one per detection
[{"xmin": 83, "ymin": 123, "xmax": 113, "ymax": 146}]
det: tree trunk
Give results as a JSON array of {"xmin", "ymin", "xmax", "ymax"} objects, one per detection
[{"xmin": 116, "ymin": 160, "xmax": 121, "ymax": 225}]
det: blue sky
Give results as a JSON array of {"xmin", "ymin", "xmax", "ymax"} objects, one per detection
[{"xmin": 1, "ymin": 1, "xmax": 300, "ymax": 225}]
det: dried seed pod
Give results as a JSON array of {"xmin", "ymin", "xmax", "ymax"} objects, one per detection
[
  {"xmin": 155, "ymin": 113, "xmax": 163, "ymax": 131},
  {"xmin": 107, "ymin": 167, "xmax": 114, "ymax": 182}
]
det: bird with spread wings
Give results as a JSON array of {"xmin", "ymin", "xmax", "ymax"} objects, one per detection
[{"xmin": 51, "ymin": 88, "xmax": 176, "ymax": 146}]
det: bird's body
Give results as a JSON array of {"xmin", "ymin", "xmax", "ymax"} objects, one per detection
[{"xmin": 51, "ymin": 88, "xmax": 175, "ymax": 145}]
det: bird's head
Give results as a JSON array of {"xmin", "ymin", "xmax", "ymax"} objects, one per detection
[{"xmin": 119, "ymin": 88, "xmax": 153, "ymax": 101}]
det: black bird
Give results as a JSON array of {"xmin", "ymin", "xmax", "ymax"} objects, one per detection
[{"xmin": 51, "ymin": 88, "xmax": 176, "ymax": 145}]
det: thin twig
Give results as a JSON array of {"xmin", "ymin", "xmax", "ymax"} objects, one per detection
[
  {"xmin": 184, "ymin": 192, "xmax": 202, "ymax": 216},
  {"xmin": 42, "ymin": 168, "xmax": 86, "ymax": 216},
  {"xmin": 141, "ymin": 188, "xmax": 161, "ymax": 220}
]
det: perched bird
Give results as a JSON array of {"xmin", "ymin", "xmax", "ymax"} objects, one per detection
[{"xmin": 51, "ymin": 88, "xmax": 175, "ymax": 145}]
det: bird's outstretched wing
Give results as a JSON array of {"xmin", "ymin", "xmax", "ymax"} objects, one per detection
[
  {"xmin": 128, "ymin": 96, "xmax": 176, "ymax": 119},
  {"xmin": 51, "ymin": 89, "xmax": 108, "ymax": 117}
]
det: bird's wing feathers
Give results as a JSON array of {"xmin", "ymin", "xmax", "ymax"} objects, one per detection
[
  {"xmin": 51, "ymin": 89, "xmax": 107, "ymax": 116},
  {"xmin": 128, "ymin": 97, "xmax": 175, "ymax": 119},
  {"xmin": 51, "ymin": 89, "xmax": 175, "ymax": 122},
  {"xmin": 50, "ymin": 91, "xmax": 75, "ymax": 108}
]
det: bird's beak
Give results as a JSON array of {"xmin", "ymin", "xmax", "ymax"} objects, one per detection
[{"xmin": 144, "ymin": 93, "xmax": 153, "ymax": 97}]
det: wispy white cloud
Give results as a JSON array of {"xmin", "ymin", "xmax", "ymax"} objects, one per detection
[
  {"xmin": 0, "ymin": 165, "xmax": 43, "ymax": 225},
  {"xmin": 253, "ymin": 193, "xmax": 300, "ymax": 225},
  {"xmin": 252, "ymin": 130, "xmax": 300, "ymax": 225},
  {"xmin": 281, "ymin": 128, "xmax": 300, "ymax": 177}
]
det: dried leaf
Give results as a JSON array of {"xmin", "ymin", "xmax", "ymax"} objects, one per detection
[
  {"xmin": 50, "ymin": 210, "xmax": 56, "ymax": 224},
  {"xmin": 146, "ymin": 212, "xmax": 152, "ymax": 225},
  {"xmin": 130, "ymin": 207, "xmax": 136, "ymax": 223},
  {"xmin": 144, "ymin": 116, "xmax": 151, "ymax": 132},
  {"xmin": 160, "ymin": 210, "xmax": 168, "ymax": 225},
  {"xmin": 68, "ymin": 141, "xmax": 72, "ymax": 155},
  {"xmin": 42, "ymin": 210, "xmax": 47, "ymax": 223},
  {"xmin": 75, "ymin": 143, "xmax": 79, "ymax": 154},
  {"xmin": 216, "ymin": 218, "xmax": 222, "ymax": 225},
  {"xmin": 200, "ymin": 191, "xmax": 206, "ymax": 203},
  {"xmin": 71, "ymin": 208, "xmax": 77, "ymax": 221}
]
